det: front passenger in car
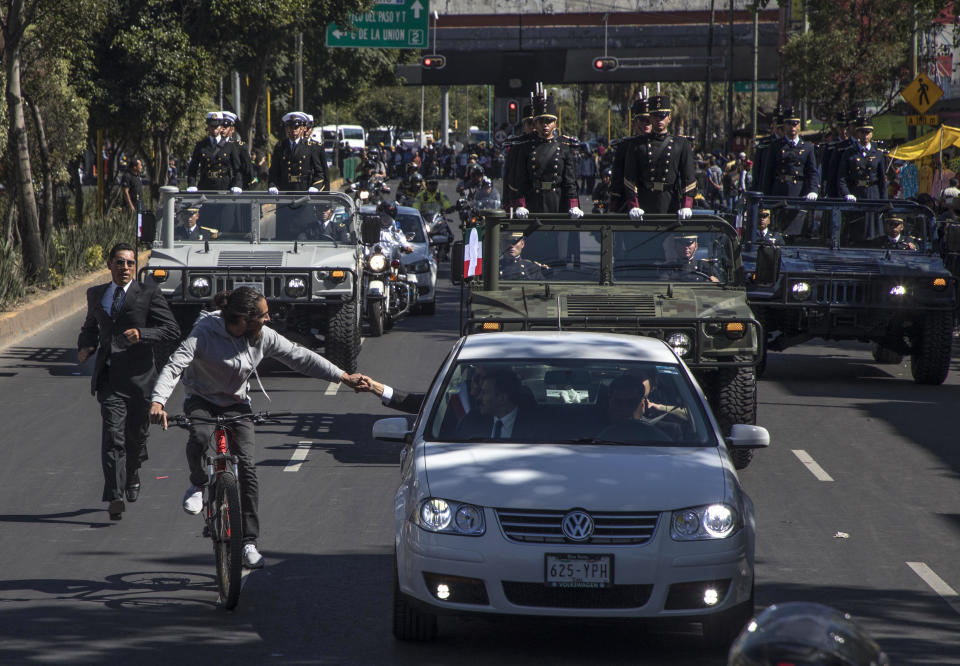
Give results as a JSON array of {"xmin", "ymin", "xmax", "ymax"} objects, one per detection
[{"xmin": 456, "ymin": 369, "xmax": 537, "ymax": 440}]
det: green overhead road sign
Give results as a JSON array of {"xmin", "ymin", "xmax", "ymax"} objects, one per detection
[
  {"xmin": 326, "ymin": 0, "xmax": 429, "ymax": 49},
  {"xmin": 733, "ymin": 81, "xmax": 778, "ymax": 93}
]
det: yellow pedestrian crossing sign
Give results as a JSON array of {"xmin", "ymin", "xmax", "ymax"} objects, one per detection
[{"xmin": 901, "ymin": 73, "xmax": 943, "ymax": 114}]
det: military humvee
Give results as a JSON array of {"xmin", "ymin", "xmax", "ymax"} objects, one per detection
[
  {"xmin": 741, "ymin": 193, "xmax": 958, "ymax": 384},
  {"xmin": 461, "ymin": 211, "xmax": 763, "ymax": 468},
  {"xmin": 139, "ymin": 187, "xmax": 365, "ymax": 372}
]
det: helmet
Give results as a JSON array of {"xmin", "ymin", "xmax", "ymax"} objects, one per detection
[
  {"xmin": 728, "ymin": 602, "xmax": 890, "ymax": 666},
  {"xmin": 406, "ymin": 162, "xmax": 420, "ymax": 173},
  {"xmin": 479, "ymin": 176, "xmax": 493, "ymax": 190},
  {"xmin": 468, "ymin": 163, "xmax": 485, "ymax": 178},
  {"xmin": 602, "ymin": 168, "xmax": 613, "ymax": 178},
  {"xmin": 368, "ymin": 147, "xmax": 380, "ymax": 157},
  {"xmin": 377, "ymin": 200, "xmax": 398, "ymax": 220},
  {"xmin": 410, "ymin": 173, "xmax": 424, "ymax": 187}
]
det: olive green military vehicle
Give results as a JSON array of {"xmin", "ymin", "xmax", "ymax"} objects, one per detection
[
  {"xmin": 461, "ymin": 211, "xmax": 764, "ymax": 468},
  {"xmin": 139, "ymin": 187, "xmax": 369, "ymax": 373}
]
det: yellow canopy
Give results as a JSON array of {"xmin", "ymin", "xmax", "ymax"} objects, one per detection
[{"xmin": 888, "ymin": 125, "xmax": 960, "ymax": 161}]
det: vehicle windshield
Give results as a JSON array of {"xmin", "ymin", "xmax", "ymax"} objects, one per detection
[
  {"xmin": 396, "ymin": 213, "xmax": 426, "ymax": 243},
  {"xmin": 499, "ymin": 228, "xmax": 733, "ymax": 283},
  {"xmin": 172, "ymin": 196, "xmax": 356, "ymax": 244},
  {"xmin": 341, "ymin": 128, "xmax": 364, "ymax": 140},
  {"xmin": 475, "ymin": 188, "xmax": 501, "ymax": 210},
  {"xmin": 749, "ymin": 204, "xmax": 931, "ymax": 251},
  {"xmin": 424, "ymin": 359, "xmax": 713, "ymax": 446}
]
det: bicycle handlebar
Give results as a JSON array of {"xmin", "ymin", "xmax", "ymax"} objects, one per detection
[{"xmin": 170, "ymin": 411, "xmax": 292, "ymax": 429}]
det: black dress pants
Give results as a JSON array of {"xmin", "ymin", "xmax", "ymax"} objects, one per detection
[{"xmin": 97, "ymin": 369, "xmax": 149, "ymax": 502}]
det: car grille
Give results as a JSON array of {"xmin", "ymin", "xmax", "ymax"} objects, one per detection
[
  {"xmin": 214, "ymin": 275, "xmax": 287, "ymax": 298},
  {"xmin": 565, "ymin": 295, "xmax": 657, "ymax": 318},
  {"xmin": 218, "ymin": 251, "xmax": 284, "ymax": 267},
  {"xmin": 812, "ymin": 260, "xmax": 878, "ymax": 274},
  {"xmin": 502, "ymin": 582, "xmax": 652, "ymax": 609},
  {"xmin": 815, "ymin": 281, "xmax": 867, "ymax": 305},
  {"xmin": 495, "ymin": 508, "xmax": 659, "ymax": 545}
]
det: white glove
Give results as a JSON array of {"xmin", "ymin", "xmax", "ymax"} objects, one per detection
[
  {"xmin": 677, "ymin": 207, "xmax": 693, "ymax": 220},
  {"xmin": 628, "ymin": 207, "xmax": 645, "ymax": 220},
  {"xmin": 845, "ymin": 194, "xmax": 857, "ymax": 202},
  {"xmin": 569, "ymin": 207, "xmax": 584, "ymax": 219},
  {"xmin": 186, "ymin": 186, "xmax": 197, "ymax": 192},
  {"xmin": 515, "ymin": 206, "xmax": 530, "ymax": 218},
  {"xmin": 559, "ymin": 388, "xmax": 583, "ymax": 404},
  {"xmin": 268, "ymin": 187, "xmax": 279, "ymax": 195},
  {"xmin": 308, "ymin": 186, "xmax": 319, "ymax": 193},
  {"xmin": 230, "ymin": 187, "xmax": 242, "ymax": 194},
  {"xmin": 805, "ymin": 192, "xmax": 818, "ymax": 201}
]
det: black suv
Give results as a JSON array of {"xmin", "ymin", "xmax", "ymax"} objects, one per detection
[{"xmin": 741, "ymin": 192, "xmax": 958, "ymax": 384}]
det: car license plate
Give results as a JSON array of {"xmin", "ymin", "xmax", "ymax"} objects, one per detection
[
  {"xmin": 234, "ymin": 281, "xmax": 264, "ymax": 294},
  {"xmin": 545, "ymin": 554, "xmax": 612, "ymax": 588}
]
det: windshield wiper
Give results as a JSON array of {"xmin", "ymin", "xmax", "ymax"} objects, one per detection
[
  {"xmin": 612, "ymin": 263, "xmax": 663, "ymax": 271},
  {"xmin": 559, "ymin": 438, "xmax": 633, "ymax": 446}
]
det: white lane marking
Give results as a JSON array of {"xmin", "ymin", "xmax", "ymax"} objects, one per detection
[
  {"xmin": 907, "ymin": 562, "xmax": 960, "ymax": 615},
  {"xmin": 324, "ymin": 381, "xmax": 339, "ymax": 395},
  {"xmin": 283, "ymin": 441, "xmax": 313, "ymax": 472},
  {"xmin": 791, "ymin": 449, "xmax": 834, "ymax": 481}
]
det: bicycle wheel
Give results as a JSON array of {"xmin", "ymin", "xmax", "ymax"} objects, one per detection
[{"xmin": 212, "ymin": 472, "xmax": 243, "ymax": 609}]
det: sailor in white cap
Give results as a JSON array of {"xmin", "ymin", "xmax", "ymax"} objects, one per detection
[
  {"xmin": 268, "ymin": 112, "xmax": 328, "ymax": 194},
  {"xmin": 186, "ymin": 111, "xmax": 242, "ymax": 192},
  {"xmin": 220, "ymin": 111, "xmax": 256, "ymax": 188}
]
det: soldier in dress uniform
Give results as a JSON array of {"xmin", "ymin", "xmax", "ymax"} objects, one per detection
[
  {"xmin": 819, "ymin": 111, "xmax": 852, "ymax": 198},
  {"xmin": 499, "ymin": 232, "xmax": 546, "ymax": 280},
  {"xmin": 752, "ymin": 104, "xmax": 784, "ymax": 195},
  {"xmin": 220, "ymin": 111, "xmax": 256, "ymax": 189},
  {"xmin": 186, "ymin": 112, "xmax": 243, "ymax": 192},
  {"xmin": 505, "ymin": 87, "xmax": 581, "ymax": 219},
  {"xmin": 502, "ymin": 102, "xmax": 536, "ymax": 210},
  {"xmin": 609, "ymin": 93, "xmax": 651, "ymax": 213},
  {"xmin": 836, "ymin": 115, "xmax": 886, "ymax": 202},
  {"xmin": 760, "ymin": 107, "xmax": 819, "ymax": 199},
  {"xmin": 267, "ymin": 112, "xmax": 328, "ymax": 194},
  {"xmin": 623, "ymin": 94, "xmax": 698, "ymax": 219},
  {"xmin": 303, "ymin": 113, "xmax": 330, "ymax": 191}
]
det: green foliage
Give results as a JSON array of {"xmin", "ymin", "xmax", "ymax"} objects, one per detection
[
  {"xmin": 46, "ymin": 209, "xmax": 130, "ymax": 288},
  {"xmin": 0, "ymin": 241, "xmax": 26, "ymax": 311}
]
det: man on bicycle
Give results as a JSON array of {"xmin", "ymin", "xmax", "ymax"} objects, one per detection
[{"xmin": 149, "ymin": 287, "xmax": 364, "ymax": 568}]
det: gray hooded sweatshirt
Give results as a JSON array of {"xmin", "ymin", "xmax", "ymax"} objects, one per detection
[{"xmin": 151, "ymin": 312, "xmax": 344, "ymax": 408}]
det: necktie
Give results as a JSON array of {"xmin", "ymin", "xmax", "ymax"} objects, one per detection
[
  {"xmin": 492, "ymin": 419, "xmax": 503, "ymax": 438},
  {"xmin": 111, "ymin": 285, "xmax": 124, "ymax": 319}
]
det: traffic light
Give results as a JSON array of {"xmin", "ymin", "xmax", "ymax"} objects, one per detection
[
  {"xmin": 507, "ymin": 100, "xmax": 519, "ymax": 125},
  {"xmin": 593, "ymin": 56, "xmax": 618, "ymax": 72},
  {"xmin": 420, "ymin": 55, "xmax": 447, "ymax": 69}
]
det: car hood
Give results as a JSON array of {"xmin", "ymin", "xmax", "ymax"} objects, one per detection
[
  {"xmin": 149, "ymin": 244, "xmax": 358, "ymax": 269},
  {"xmin": 422, "ymin": 442, "xmax": 728, "ymax": 511},
  {"xmin": 778, "ymin": 248, "xmax": 950, "ymax": 277}
]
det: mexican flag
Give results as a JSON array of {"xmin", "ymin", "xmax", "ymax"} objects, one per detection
[{"xmin": 463, "ymin": 226, "xmax": 483, "ymax": 278}]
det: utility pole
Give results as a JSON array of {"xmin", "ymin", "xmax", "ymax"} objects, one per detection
[
  {"xmin": 704, "ymin": 0, "xmax": 716, "ymax": 151},
  {"xmin": 295, "ymin": 33, "xmax": 304, "ymax": 110},
  {"xmin": 441, "ymin": 86, "xmax": 450, "ymax": 146},
  {"xmin": 800, "ymin": 0, "xmax": 808, "ymax": 129},
  {"xmin": 727, "ymin": 0, "xmax": 734, "ymax": 153},
  {"xmin": 751, "ymin": 1, "xmax": 758, "ymax": 147}
]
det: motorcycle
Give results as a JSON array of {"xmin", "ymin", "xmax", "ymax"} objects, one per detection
[
  {"xmin": 350, "ymin": 179, "xmax": 390, "ymax": 206},
  {"xmin": 427, "ymin": 211, "xmax": 453, "ymax": 262},
  {"xmin": 362, "ymin": 243, "xmax": 417, "ymax": 337}
]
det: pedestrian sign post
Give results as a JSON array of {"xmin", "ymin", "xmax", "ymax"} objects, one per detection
[
  {"xmin": 900, "ymin": 73, "xmax": 943, "ymax": 114},
  {"xmin": 326, "ymin": 0, "xmax": 429, "ymax": 49}
]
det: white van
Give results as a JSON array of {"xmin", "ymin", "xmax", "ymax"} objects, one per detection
[{"xmin": 323, "ymin": 124, "xmax": 365, "ymax": 151}]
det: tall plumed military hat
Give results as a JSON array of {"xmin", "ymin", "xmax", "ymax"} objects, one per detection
[
  {"xmin": 531, "ymin": 83, "xmax": 557, "ymax": 119},
  {"xmin": 631, "ymin": 94, "xmax": 650, "ymax": 118},
  {"xmin": 647, "ymin": 95, "xmax": 671, "ymax": 113},
  {"xmin": 834, "ymin": 110, "xmax": 848, "ymax": 125},
  {"xmin": 521, "ymin": 104, "xmax": 534, "ymax": 121},
  {"xmin": 772, "ymin": 104, "xmax": 785, "ymax": 125}
]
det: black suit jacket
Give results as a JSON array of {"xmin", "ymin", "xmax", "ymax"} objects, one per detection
[
  {"xmin": 385, "ymin": 389, "xmax": 425, "ymax": 415},
  {"xmin": 77, "ymin": 281, "xmax": 180, "ymax": 399},
  {"xmin": 455, "ymin": 408, "xmax": 537, "ymax": 440},
  {"xmin": 268, "ymin": 139, "xmax": 328, "ymax": 191}
]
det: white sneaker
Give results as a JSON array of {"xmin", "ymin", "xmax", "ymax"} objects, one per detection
[
  {"xmin": 182, "ymin": 485, "xmax": 203, "ymax": 515},
  {"xmin": 243, "ymin": 543, "xmax": 264, "ymax": 569}
]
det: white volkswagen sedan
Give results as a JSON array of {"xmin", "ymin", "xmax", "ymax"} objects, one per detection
[{"xmin": 373, "ymin": 331, "xmax": 769, "ymax": 646}]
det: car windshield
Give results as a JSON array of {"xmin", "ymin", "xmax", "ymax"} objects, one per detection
[
  {"xmin": 342, "ymin": 128, "xmax": 364, "ymax": 140},
  {"xmin": 424, "ymin": 359, "xmax": 713, "ymax": 446},
  {"xmin": 612, "ymin": 230, "xmax": 734, "ymax": 283},
  {"xmin": 173, "ymin": 196, "xmax": 355, "ymax": 244},
  {"xmin": 748, "ymin": 204, "xmax": 931, "ymax": 251},
  {"xmin": 396, "ymin": 214, "xmax": 426, "ymax": 242}
]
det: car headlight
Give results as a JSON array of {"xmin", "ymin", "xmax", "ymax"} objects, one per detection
[
  {"xmin": 790, "ymin": 281, "xmax": 812, "ymax": 301},
  {"xmin": 667, "ymin": 332, "xmax": 692, "ymax": 358},
  {"xmin": 416, "ymin": 497, "xmax": 485, "ymax": 536},
  {"xmin": 188, "ymin": 276, "xmax": 212, "ymax": 298},
  {"xmin": 285, "ymin": 276, "xmax": 307, "ymax": 297},
  {"xmin": 671, "ymin": 503, "xmax": 739, "ymax": 540},
  {"xmin": 367, "ymin": 253, "xmax": 387, "ymax": 272},
  {"xmin": 889, "ymin": 284, "xmax": 907, "ymax": 296}
]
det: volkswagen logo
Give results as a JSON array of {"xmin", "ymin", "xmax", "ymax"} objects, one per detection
[{"xmin": 561, "ymin": 510, "xmax": 594, "ymax": 542}]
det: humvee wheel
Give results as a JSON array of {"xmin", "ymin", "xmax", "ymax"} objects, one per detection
[
  {"xmin": 911, "ymin": 312, "xmax": 953, "ymax": 385},
  {"xmin": 871, "ymin": 342, "xmax": 903, "ymax": 365},
  {"xmin": 712, "ymin": 357, "xmax": 758, "ymax": 470},
  {"xmin": 325, "ymin": 301, "xmax": 361, "ymax": 373}
]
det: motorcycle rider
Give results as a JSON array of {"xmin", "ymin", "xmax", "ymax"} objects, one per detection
[
  {"xmin": 592, "ymin": 168, "xmax": 613, "ymax": 213},
  {"xmin": 414, "ymin": 177, "xmax": 457, "ymax": 217},
  {"xmin": 376, "ymin": 200, "xmax": 414, "ymax": 255},
  {"xmin": 397, "ymin": 171, "xmax": 424, "ymax": 205},
  {"xmin": 457, "ymin": 163, "xmax": 486, "ymax": 199},
  {"xmin": 366, "ymin": 147, "xmax": 388, "ymax": 179}
]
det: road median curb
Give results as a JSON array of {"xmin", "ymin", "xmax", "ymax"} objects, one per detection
[{"xmin": 0, "ymin": 251, "xmax": 150, "ymax": 352}]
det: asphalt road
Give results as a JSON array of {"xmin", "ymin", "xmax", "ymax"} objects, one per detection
[{"xmin": 1, "ymin": 180, "xmax": 959, "ymax": 664}]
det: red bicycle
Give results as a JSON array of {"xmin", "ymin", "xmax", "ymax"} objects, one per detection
[{"xmin": 171, "ymin": 411, "xmax": 289, "ymax": 609}]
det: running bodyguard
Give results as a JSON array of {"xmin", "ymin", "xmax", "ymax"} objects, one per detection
[{"xmin": 149, "ymin": 287, "xmax": 365, "ymax": 568}]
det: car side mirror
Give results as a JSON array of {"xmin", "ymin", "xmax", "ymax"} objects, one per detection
[
  {"xmin": 754, "ymin": 244, "xmax": 780, "ymax": 285},
  {"xmin": 450, "ymin": 241, "xmax": 464, "ymax": 285},
  {"xmin": 139, "ymin": 210, "xmax": 156, "ymax": 243},
  {"xmin": 372, "ymin": 417, "xmax": 412, "ymax": 442},
  {"xmin": 945, "ymin": 223, "xmax": 960, "ymax": 252},
  {"xmin": 725, "ymin": 424, "xmax": 770, "ymax": 449},
  {"xmin": 360, "ymin": 214, "xmax": 381, "ymax": 246}
]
